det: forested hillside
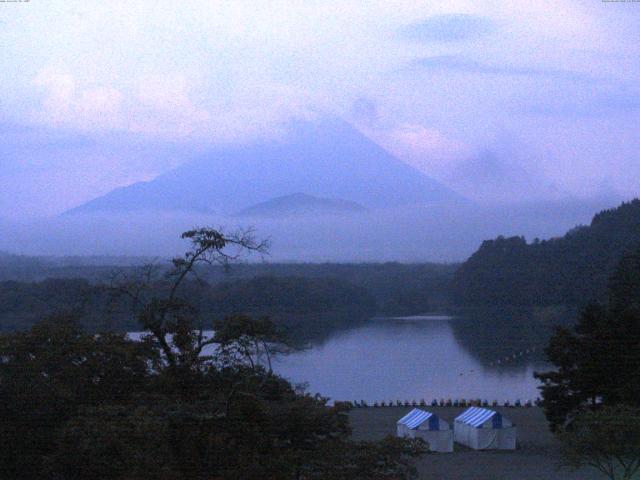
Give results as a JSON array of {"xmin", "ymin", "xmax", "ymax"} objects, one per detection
[
  {"xmin": 204, "ymin": 276, "xmax": 374, "ymax": 317},
  {"xmin": 452, "ymin": 199, "xmax": 640, "ymax": 306},
  {"xmin": 0, "ymin": 260, "xmax": 455, "ymax": 327},
  {"xmin": 199, "ymin": 263, "xmax": 454, "ymax": 314},
  {"xmin": 0, "ymin": 276, "xmax": 376, "ymax": 336}
]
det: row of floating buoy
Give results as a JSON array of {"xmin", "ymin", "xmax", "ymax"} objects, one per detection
[
  {"xmin": 346, "ymin": 398, "xmax": 540, "ymax": 408},
  {"xmin": 489, "ymin": 346, "xmax": 537, "ymax": 367},
  {"xmin": 454, "ymin": 346, "xmax": 540, "ymax": 377}
]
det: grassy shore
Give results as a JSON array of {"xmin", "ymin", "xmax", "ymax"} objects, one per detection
[{"xmin": 349, "ymin": 406, "xmax": 604, "ymax": 480}]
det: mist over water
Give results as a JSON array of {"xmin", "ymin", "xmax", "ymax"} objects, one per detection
[{"xmin": 0, "ymin": 197, "xmax": 619, "ymax": 261}]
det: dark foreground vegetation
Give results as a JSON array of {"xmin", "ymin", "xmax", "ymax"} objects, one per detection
[
  {"xmin": 534, "ymin": 245, "xmax": 640, "ymax": 479},
  {"xmin": 535, "ymin": 246, "xmax": 640, "ymax": 429},
  {"xmin": 0, "ymin": 228, "xmax": 426, "ymax": 480},
  {"xmin": 1, "ymin": 199, "xmax": 640, "ymax": 479}
]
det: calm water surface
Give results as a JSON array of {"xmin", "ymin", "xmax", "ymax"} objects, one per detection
[
  {"xmin": 273, "ymin": 315, "xmax": 550, "ymax": 403},
  {"xmin": 129, "ymin": 313, "xmax": 554, "ymax": 404}
]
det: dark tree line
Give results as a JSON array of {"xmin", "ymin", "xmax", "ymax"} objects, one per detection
[
  {"xmin": 0, "ymin": 254, "xmax": 456, "ymax": 317},
  {"xmin": 0, "ymin": 275, "xmax": 375, "ymax": 335},
  {"xmin": 536, "ymin": 246, "xmax": 640, "ymax": 429},
  {"xmin": 535, "ymin": 246, "xmax": 640, "ymax": 479},
  {"xmin": 197, "ymin": 262, "xmax": 455, "ymax": 315},
  {"xmin": 0, "ymin": 228, "xmax": 427, "ymax": 480},
  {"xmin": 207, "ymin": 276, "xmax": 375, "ymax": 316},
  {"xmin": 452, "ymin": 199, "xmax": 640, "ymax": 307},
  {"xmin": 0, "ymin": 262, "xmax": 451, "ymax": 335}
]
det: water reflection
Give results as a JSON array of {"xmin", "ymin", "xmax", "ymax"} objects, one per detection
[
  {"xmin": 449, "ymin": 306, "xmax": 576, "ymax": 367},
  {"xmin": 274, "ymin": 313, "xmax": 557, "ymax": 403},
  {"xmin": 130, "ymin": 309, "xmax": 571, "ymax": 404}
]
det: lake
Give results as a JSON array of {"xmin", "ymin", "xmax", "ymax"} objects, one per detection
[
  {"xmin": 129, "ymin": 310, "xmax": 559, "ymax": 404},
  {"xmin": 273, "ymin": 314, "xmax": 552, "ymax": 404}
]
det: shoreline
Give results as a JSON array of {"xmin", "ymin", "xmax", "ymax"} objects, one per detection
[{"xmin": 349, "ymin": 406, "xmax": 602, "ymax": 480}]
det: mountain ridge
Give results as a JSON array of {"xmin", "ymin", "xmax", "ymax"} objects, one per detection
[
  {"xmin": 452, "ymin": 198, "xmax": 640, "ymax": 307},
  {"xmin": 234, "ymin": 193, "xmax": 367, "ymax": 218},
  {"xmin": 65, "ymin": 116, "xmax": 464, "ymax": 215}
]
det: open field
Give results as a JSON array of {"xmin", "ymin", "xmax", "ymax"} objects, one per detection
[{"xmin": 349, "ymin": 406, "xmax": 604, "ymax": 480}]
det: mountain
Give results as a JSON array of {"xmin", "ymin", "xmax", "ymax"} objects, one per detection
[
  {"xmin": 234, "ymin": 193, "xmax": 367, "ymax": 218},
  {"xmin": 65, "ymin": 116, "xmax": 463, "ymax": 215},
  {"xmin": 451, "ymin": 199, "xmax": 640, "ymax": 307}
]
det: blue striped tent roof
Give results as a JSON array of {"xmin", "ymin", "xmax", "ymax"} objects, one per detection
[
  {"xmin": 455, "ymin": 407, "xmax": 501, "ymax": 428},
  {"xmin": 397, "ymin": 408, "xmax": 437, "ymax": 430}
]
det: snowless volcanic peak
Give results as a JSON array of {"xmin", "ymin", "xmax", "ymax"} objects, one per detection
[
  {"xmin": 66, "ymin": 116, "xmax": 462, "ymax": 215},
  {"xmin": 235, "ymin": 193, "xmax": 368, "ymax": 218}
]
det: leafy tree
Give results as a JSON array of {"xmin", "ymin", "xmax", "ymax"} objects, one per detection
[
  {"xmin": 112, "ymin": 227, "xmax": 268, "ymax": 373},
  {"xmin": 535, "ymin": 246, "xmax": 640, "ymax": 430},
  {"xmin": 47, "ymin": 405, "xmax": 178, "ymax": 480},
  {"xmin": 609, "ymin": 247, "xmax": 640, "ymax": 314},
  {"xmin": 213, "ymin": 314, "xmax": 292, "ymax": 373},
  {"xmin": 558, "ymin": 406, "xmax": 640, "ymax": 480},
  {"xmin": 0, "ymin": 227, "xmax": 427, "ymax": 479},
  {"xmin": 0, "ymin": 315, "xmax": 153, "ymax": 479}
]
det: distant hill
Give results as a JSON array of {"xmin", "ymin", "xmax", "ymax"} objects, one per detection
[
  {"xmin": 234, "ymin": 193, "xmax": 367, "ymax": 218},
  {"xmin": 65, "ymin": 116, "xmax": 463, "ymax": 215},
  {"xmin": 452, "ymin": 199, "xmax": 640, "ymax": 307}
]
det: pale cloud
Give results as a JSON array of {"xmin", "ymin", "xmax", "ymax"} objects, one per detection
[
  {"xmin": 32, "ymin": 68, "xmax": 124, "ymax": 130},
  {"xmin": 130, "ymin": 74, "xmax": 211, "ymax": 138},
  {"xmin": 368, "ymin": 123, "xmax": 471, "ymax": 179},
  {"xmin": 400, "ymin": 14, "xmax": 495, "ymax": 43},
  {"xmin": 76, "ymin": 87, "xmax": 123, "ymax": 129},
  {"xmin": 2, "ymin": 0, "xmax": 640, "ymax": 215},
  {"xmin": 32, "ymin": 70, "xmax": 76, "ymax": 122}
]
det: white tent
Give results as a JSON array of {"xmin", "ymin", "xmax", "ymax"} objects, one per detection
[
  {"xmin": 396, "ymin": 408, "xmax": 453, "ymax": 453},
  {"xmin": 453, "ymin": 407, "xmax": 516, "ymax": 450}
]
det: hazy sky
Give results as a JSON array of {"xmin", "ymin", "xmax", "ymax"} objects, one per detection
[{"xmin": 1, "ymin": 0, "xmax": 639, "ymax": 217}]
